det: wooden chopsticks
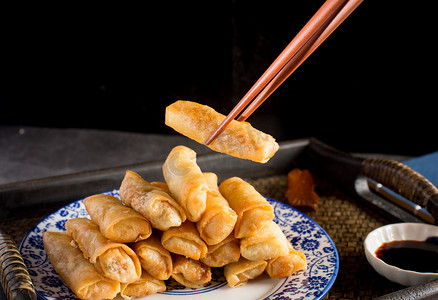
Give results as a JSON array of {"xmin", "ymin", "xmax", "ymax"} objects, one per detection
[{"xmin": 205, "ymin": 0, "xmax": 364, "ymax": 145}]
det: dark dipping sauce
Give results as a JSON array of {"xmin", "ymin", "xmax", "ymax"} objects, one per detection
[{"xmin": 375, "ymin": 240, "xmax": 438, "ymax": 273}]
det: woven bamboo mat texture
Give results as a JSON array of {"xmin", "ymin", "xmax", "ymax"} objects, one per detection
[
  {"xmin": 248, "ymin": 174, "xmax": 404, "ymax": 299},
  {"xmin": 1, "ymin": 173, "xmax": 407, "ymax": 299}
]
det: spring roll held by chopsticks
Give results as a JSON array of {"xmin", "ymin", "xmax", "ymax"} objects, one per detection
[
  {"xmin": 43, "ymin": 231, "xmax": 120, "ymax": 300},
  {"xmin": 165, "ymin": 100, "xmax": 279, "ymax": 163},
  {"xmin": 219, "ymin": 177, "xmax": 274, "ymax": 238},
  {"xmin": 83, "ymin": 194, "xmax": 152, "ymax": 243},
  {"xmin": 119, "ymin": 170, "xmax": 186, "ymax": 231},
  {"xmin": 165, "ymin": 101, "xmax": 279, "ymax": 163},
  {"xmin": 65, "ymin": 218, "xmax": 142, "ymax": 283},
  {"xmin": 197, "ymin": 172, "xmax": 238, "ymax": 245},
  {"xmin": 162, "ymin": 145, "xmax": 208, "ymax": 222}
]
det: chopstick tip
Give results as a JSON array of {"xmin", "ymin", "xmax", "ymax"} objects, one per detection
[{"xmin": 204, "ymin": 135, "xmax": 214, "ymax": 145}]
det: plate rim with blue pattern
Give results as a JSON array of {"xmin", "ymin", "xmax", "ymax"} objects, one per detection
[{"xmin": 19, "ymin": 190, "xmax": 339, "ymax": 300}]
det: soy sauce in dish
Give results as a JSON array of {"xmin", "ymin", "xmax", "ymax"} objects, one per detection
[{"xmin": 375, "ymin": 239, "xmax": 438, "ymax": 273}]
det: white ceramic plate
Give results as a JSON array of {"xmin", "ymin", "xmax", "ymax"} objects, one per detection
[
  {"xmin": 20, "ymin": 190, "xmax": 338, "ymax": 300},
  {"xmin": 364, "ymin": 222, "xmax": 438, "ymax": 286}
]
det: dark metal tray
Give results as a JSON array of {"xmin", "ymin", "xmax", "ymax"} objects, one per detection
[{"xmin": 1, "ymin": 138, "xmax": 437, "ymax": 299}]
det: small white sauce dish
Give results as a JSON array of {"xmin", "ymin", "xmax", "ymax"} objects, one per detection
[{"xmin": 364, "ymin": 223, "xmax": 438, "ymax": 286}]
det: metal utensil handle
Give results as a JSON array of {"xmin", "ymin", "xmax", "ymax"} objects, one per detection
[
  {"xmin": 361, "ymin": 157, "xmax": 438, "ymax": 223},
  {"xmin": 375, "ymin": 278, "xmax": 438, "ymax": 299},
  {"xmin": 0, "ymin": 231, "xmax": 37, "ymax": 300}
]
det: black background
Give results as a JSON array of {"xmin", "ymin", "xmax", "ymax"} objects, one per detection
[{"xmin": 0, "ymin": 1, "xmax": 435, "ymax": 155}]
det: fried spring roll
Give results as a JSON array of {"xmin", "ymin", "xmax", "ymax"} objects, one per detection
[
  {"xmin": 150, "ymin": 181, "xmax": 171, "ymax": 194},
  {"xmin": 171, "ymin": 255, "xmax": 212, "ymax": 289},
  {"xmin": 162, "ymin": 146, "xmax": 208, "ymax": 222},
  {"xmin": 224, "ymin": 258, "xmax": 267, "ymax": 288},
  {"xmin": 165, "ymin": 100, "xmax": 279, "ymax": 163},
  {"xmin": 197, "ymin": 172, "xmax": 237, "ymax": 245},
  {"xmin": 130, "ymin": 232, "xmax": 173, "ymax": 280},
  {"xmin": 200, "ymin": 234, "xmax": 240, "ymax": 267},
  {"xmin": 265, "ymin": 243, "xmax": 307, "ymax": 279},
  {"xmin": 219, "ymin": 177, "xmax": 274, "ymax": 238},
  {"xmin": 161, "ymin": 220, "xmax": 208, "ymax": 260},
  {"xmin": 65, "ymin": 218, "xmax": 141, "ymax": 283},
  {"xmin": 83, "ymin": 194, "xmax": 152, "ymax": 243},
  {"xmin": 120, "ymin": 272, "xmax": 166, "ymax": 299},
  {"xmin": 240, "ymin": 220, "xmax": 289, "ymax": 261},
  {"xmin": 119, "ymin": 170, "xmax": 186, "ymax": 231},
  {"xmin": 43, "ymin": 231, "xmax": 120, "ymax": 300}
]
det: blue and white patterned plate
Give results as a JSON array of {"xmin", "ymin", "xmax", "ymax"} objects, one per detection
[{"xmin": 20, "ymin": 190, "xmax": 338, "ymax": 300}]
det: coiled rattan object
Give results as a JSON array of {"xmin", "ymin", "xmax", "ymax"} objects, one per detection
[
  {"xmin": 0, "ymin": 229, "xmax": 37, "ymax": 300},
  {"xmin": 361, "ymin": 158, "xmax": 438, "ymax": 222}
]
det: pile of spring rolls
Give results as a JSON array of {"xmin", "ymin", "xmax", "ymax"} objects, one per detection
[{"xmin": 43, "ymin": 145, "xmax": 307, "ymax": 300}]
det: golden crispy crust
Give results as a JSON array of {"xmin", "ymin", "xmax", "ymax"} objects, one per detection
[
  {"xmin": 83, "ymin": 194, "xmax": 152, "ymax": 243},
  {"xmin": 219, "ymin": 177, "xmax": 274, "ymax": 238},
  {"xmin": 224, "ymin": 258, "xmax": 267, "ymax": 288},
  {"xmin": 162, "ymin": 146, "xmax": 207, "ymax": 222},
  {"xmin": 196, "ymin": 173, "xmax": 237, "ymax": 245},
  {"xmin": 240, "ymin": 221, "xmax": 290, "ymax": 261},
  {"xmin": 165, "ymin": 100, "xmax": 279, "ymax": 163},
  {"xmin": 65, "ymin": 218, "xmax": 142, "ymax": 283},
  {"xmin": 130, "ymin": 233, "xmax": 173, "ymax": 280},
  {"xmin": 120, "ymin": 170, "xmax": 186, "ymax": 230},
  {"xmin": 266, "ymin": 243, "xmax": 307, "ymax": 279},
  {"xmin": 161, "ymin": 220, "xmax": 208, "ymax": 260},
  {"xmin": 43, "ymin": 231, "xmax": 120, "ymax": 300},
  {"xmin": 171, "ymin": 255, "xmax": 211, "ymax": 289},
  {"xmin": 200, "ymin": 234, "xmax": 240, "ymax": 267},
  {"xmin": 120, "ymin": 272, "xmax": 166, "ymax": 299}
]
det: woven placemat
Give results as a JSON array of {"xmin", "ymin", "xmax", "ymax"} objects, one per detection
[
  {"xmin": 248, "ymin": 174, "xmax": 404, "ymax": 299},
  {"xmin": 1, "ymin": 174, "xmax": 405, "ymax": 299}
]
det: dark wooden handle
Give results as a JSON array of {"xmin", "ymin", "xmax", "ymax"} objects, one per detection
[
  {"xmin": 361, "ymin": 158, "xmax": 438, "ymax": 223},
  {"xmin": 0, "ymin": 231, "xmax": 37, "ymax": 300}
]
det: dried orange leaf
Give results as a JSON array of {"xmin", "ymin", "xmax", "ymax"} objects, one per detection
[{"xmin": 285, "ymin": 168, "xmax": 319, "ymax": 212}]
